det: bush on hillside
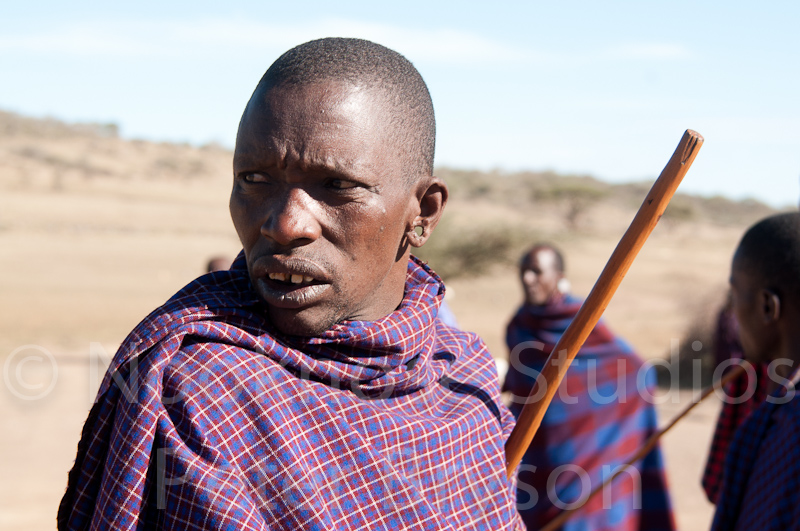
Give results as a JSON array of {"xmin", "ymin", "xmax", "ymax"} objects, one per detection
[
  {"xmin": 414, "ymin": 217, "xmax": 532, "ymax": 281},
  {"xmin": 534, "ymin": 181, "xmax": 610, "ymax": 229}
]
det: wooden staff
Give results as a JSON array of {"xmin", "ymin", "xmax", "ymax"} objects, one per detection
[
  {"xmin": 539, "ymin": 363, "xmax": 747, "ymax": 531},
  {"xmin": 505, "ymin": 129, "xmax": 704, "ymax": 476}
]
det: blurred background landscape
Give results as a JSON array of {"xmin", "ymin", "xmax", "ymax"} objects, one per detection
[{"xmin": 1, "ymin": 109, "xmax": 787, "ymax": 530}]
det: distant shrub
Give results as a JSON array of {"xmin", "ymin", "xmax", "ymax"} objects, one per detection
[
  {"xmin": 534, "ymin": 181, "xmax": 610, "ymax": 229},
  {"xmin": 414, "ymin": 217, "xmax": 528, "ymax": 281},
  {"xmin": 436, "ymin": 168, "xmax": 503, "ymax": 200},
  {"xmin": 73, "ymin": 122, "xmax": 119, "ymax": 138},
  {"xmin": 661, "ymin": 201, "xmax": 695, "ymax": 222},
  {"xmin": 701, "ymin": 195, "xmax": 777, "ymax": 225}
]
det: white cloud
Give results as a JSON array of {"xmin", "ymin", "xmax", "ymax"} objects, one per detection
[
  {"xmin": 164, "ymin": 18, "xmax": 532, "ymax": 64},
  {"xmin": 596, "ymin": 43, "xmax": 691, "ymax": 61},
  {"xmin": 0, "ymin": 17, "xmax": 526, "ymax": 64},
  {"xmin": 0, "ymin": 16, "xmax": 690, "ymax": 67},
  {"xmin": 0, "ymin": 24, "xmax": 163, "ymax": 56}
]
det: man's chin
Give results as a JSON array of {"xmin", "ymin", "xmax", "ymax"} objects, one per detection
[{"xmin": 266, "ymin": 306, "xmax": 338, "ymax": 337}]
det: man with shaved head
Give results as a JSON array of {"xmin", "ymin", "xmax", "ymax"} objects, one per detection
[
  {"xmin": 712, "ymin": 212, "xmax": 800, "ymax": 530},
  {"xmin": 59, "ymin": 39, "xmax": 522, "ymax": 530},
  {"xmin": 502, "ymin": 243, "xmax": 674, "ymax": 530}
]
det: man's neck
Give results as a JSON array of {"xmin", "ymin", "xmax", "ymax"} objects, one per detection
[{"xmin": 768, "ymin": 314, "xmax": 800, "ymax": 393}]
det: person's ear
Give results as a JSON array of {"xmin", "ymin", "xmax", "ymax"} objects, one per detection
[
  {"xmin": 760, "ymin": 289, "xmax": 781, "ymax": 324},
  {"xmin": 406, "ymin": 176, "xmax": 448, "ymax": 248}
]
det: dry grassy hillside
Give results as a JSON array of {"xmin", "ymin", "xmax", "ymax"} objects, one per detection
[
  {"xmin": 0, "ymin": 110, "xmax": 783, "ymax": 530},
  {"xmin": 0, "ymin": 111, "xmax": 241, "ymax": 355}
]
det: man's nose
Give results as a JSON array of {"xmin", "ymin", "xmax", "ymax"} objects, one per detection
[
  {"xmin": 260, "ymin": 187, "xmax": 322, "ymax": 247},
  {"xmin": 523, "ymin": 270, "xmax": 537, "ymax": 284}
]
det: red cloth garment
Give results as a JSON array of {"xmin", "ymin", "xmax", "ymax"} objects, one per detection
[
  {"xmin": 58, "ymin": 254, "xmax": 523, "ymax": 530},
  {"xmin": 701, "ymin": 309, "xmax": 770, "ymax": 504},
  {"xmin": 503, "ymin": 294, "xmax": 675, "ymax": 531}
]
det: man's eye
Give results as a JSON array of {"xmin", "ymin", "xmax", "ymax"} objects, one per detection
[
  {"xmin": 243, "ymin": 173, "xmax": 270, "ymax": 183},
  {"xmin": 328, "ymin": 179, "xmax": 359, "ymax": 190}
]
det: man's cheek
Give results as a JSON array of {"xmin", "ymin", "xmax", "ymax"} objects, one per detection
[{"xmin": 230, "ymin": 208, "xmax": 260, "ymax": 249}]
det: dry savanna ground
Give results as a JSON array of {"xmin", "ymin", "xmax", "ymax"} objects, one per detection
[{"xmin": 0, "ymin": 110, "xmax": 782, "ymax": 530}]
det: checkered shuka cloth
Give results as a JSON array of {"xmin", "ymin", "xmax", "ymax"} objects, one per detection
[
  {"xmin": 502, "ymin": 294, "xmax": 675, "ymax": 531},
  {"xmin": 701, "ymin": 360, "xmax": 769, "ymax": 504},
  {"xmin": 58, "ymin": 255, "xmax": 524, "ymax": 530},
  {"xmin": 711, "ymin": 375, "xmax": 800, "ymax": 531}
]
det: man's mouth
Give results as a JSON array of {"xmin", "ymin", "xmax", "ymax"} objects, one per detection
[
  {"xmin": 267, "ymin": 272, "xmax": 317, "ymax": 285},
  {"xmin": 250, "ymin": 256, "xmax": 333, "ymax": 309},
  {"xmin": 257, "ymin": 274, "xmax": 330, "ymax": 308},
  {"xmin": 255, "ymin": 269, "xmax": 331, "ymax": 310}
]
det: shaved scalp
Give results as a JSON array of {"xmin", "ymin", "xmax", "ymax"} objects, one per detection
[
  {"xmin": 522, "ymin": 243, "xmax": 566, "ymax": 273},
  {"xmin": 736, "ymin": 212, "xmax": 800, "ymax": 303},
  {"xmin": 249, "ymin": 37, "xmax": 435, "ymax": 178}
]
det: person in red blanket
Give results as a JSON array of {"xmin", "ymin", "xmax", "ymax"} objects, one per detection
[
  {"xmin": 502, "ymin": 243, "xmax": 675, "ymax": 531},
  {"xmin": 701, "ymin": 293, "xmax": 769, "ymax": 504},
  {"xmin": 58, "ymin": 38, "xmax": 523, "ymax": 530}
]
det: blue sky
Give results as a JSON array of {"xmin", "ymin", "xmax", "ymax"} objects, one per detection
[{"xmin": 2, "ymin": 0, "xmax": 798, "ymax": 206}]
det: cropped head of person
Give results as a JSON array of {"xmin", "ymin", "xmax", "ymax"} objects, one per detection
[
  {"xmin": 230, "ymin": 38, "xmax": 448, "ymax": 336},
  {"xmin": 730, "ymin": 212, "xmax": 800, "ymax": 365}
]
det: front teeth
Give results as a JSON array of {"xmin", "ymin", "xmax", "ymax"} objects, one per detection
[{"xmin": 268, "ymin": 272, "xmax": 315, "ymax": 285}]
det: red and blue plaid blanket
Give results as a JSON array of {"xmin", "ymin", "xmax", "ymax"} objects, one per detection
[
  {"xmin": 59, "ymin": 255, "xmax": 523, "ymax": 530},
  {"xmin": 503, "ymin": 294, "xmax": 675, "ymax": 531}
]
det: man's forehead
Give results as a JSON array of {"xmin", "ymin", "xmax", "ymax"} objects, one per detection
[
  {"xmin": 234, "ymin": 81, "xmax": 408, "ymax": 182},
  {"xmin": 237, "ymin": 83, "xmax": 390, "ymax": 147},
  {"xmin": 248, "ymin": 81, "xmax": 383, "ymax": 119}
]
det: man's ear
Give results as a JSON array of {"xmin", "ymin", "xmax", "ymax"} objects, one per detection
[
  {"xmin": 759, "ymin": 289, "xmax": 781, "ymax": 324},
  {"xmin": 406, "ymin": 176, "xmax": 448, "ymax": 248}
]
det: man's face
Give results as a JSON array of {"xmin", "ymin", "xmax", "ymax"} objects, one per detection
[
  {"xmin": 729, "ymin": 253, "xmax": 778, "ymax": 363},
  {"xmin": 230, "ymin": 81, "xmax": 419, "ymax": 336},
  {"xmin": 520, "ymin": 248, "xmax": 563, "ymax": 306}
]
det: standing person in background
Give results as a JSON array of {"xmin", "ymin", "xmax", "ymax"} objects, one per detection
[
  {"xmin": 701, "ymin": 292, "xmax": 769, "ymax": 504},
  {"xmin": 711, "ymin": 213, "xmax": 800, "ymax": 530},
  {"xmin": 503, "ymin": 243, "xmax": 674, "ymax": 531}
]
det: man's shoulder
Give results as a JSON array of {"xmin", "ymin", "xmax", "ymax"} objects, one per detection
[
  {"xmin": 433, "ymin": 320, "xmax": 494, "ymax": 367},
  {"xmin": 725, "ymin": 387, "xmax": 800, "ymax": 485},
  {"xmin": 99, "ymin": 268, "xmax": 264, "ymax": 391},
  {"xmin": 138, "ymin": 269, "xmax": 259, "ymax": 336},
  {"xmin": 434, "ymin": 321, "xmax": 506, "ymax": 397},
  {"xmin": 715, "ymin": 390, "xmax": 800, "ymax": 530},
  {"xmin": 765, "ymin": 386, "xmax": 800, "ymax": 434}
]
